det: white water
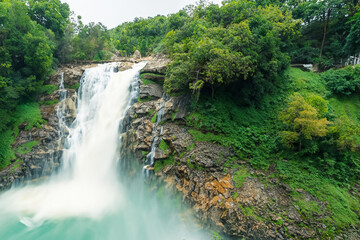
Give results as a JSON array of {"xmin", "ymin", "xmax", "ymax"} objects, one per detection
[{"xmin": 0, "ymin": 63, "xmax": 207, "ymax": 239}]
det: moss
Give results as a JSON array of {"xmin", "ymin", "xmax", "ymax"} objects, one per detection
[
  {"xmin": 154, "ymin": 156, "xmax": 174, "ymax": 172},
  {"xmin": 138, "ymin": 96, "xmax": 151, "ymax": 102},
  {"xmin": 233, "ymin": 166, "xmax": 250, "ymax": 188},
  {"xmin": 187, "ymin": 158, "xmax": 195, "ymax": 169},
  {"xmin": 39, "ymin": 99, "xmax": 60, "ymax": 105},
  {"xmin": 159, "ymin": 139, "xmax": 170, "ymax": 152},
  {"xmin": 151, "ymin": 112, "xmax": 158, "ymax": 123},
  {"xmin": 39, "ymin": 84, "xmax": 58, "ymax": 95},
  {"xmin": 211, "ymin": 231, "xmax": 223, "ymax": 240},
  {"xmin": 140, "ymin": 73, "xmax": 164, "ymax": 85},
  {"xmin": 142, "ymin": 151, "xmax": 148, "ymax": 156},
  {"xmin": 0, "ymin": 130, "xmax": 15, "ymax": 169},
  {"xmin": 238, "ymin": 203, "xmax": 265, "ymax": 222},
  {"xmin": 196, "ymin": 164, "xmax": 205, "ymax": 171},
  {"xmin": 148, "ymin": 109, "xmax": 153, "ymax": 116},
  {"xmin": 65, "ymin": 83, "xmax": 80, "ymax": 91},
  {"xmin": 232, "ymin": 192, "xmax": 239, "ymax": 200},
  {"xmin": 10, "ymin": 159, "xmax": 24, "ymax": 173},
  {"xmin": 187, "ymin": 143, "xmax": 195, "ymax": 151},
  {"xmin": 16, "ymin": 141, "xmax": 39, "ymax": 155}
]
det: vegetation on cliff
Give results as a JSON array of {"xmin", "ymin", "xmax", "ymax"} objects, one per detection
[{"xmin": 0, "ymin": 0, "xmax": 359, "ymax": 237}]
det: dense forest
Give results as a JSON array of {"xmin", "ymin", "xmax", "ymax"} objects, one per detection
[{"xmin": 0, "ymin": 0, "xmax": 360, "ymax": 236}]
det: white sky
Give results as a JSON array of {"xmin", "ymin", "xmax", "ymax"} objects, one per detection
[{"xmin": 62, "ymin": 0, "xmax": 224, "ymax": 29}]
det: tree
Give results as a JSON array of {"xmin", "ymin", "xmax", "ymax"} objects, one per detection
[
  {"xmin": 27, "ymin": 0, "xmax": 70, "ymax": 38},
  {"xmin": 329, "ymin": 115, "xmax": 360, "ymax": 152},
  {"xmin": 279, "ymin": 93, "xmax": 330, "ymax": 150},
  {"xmin": 344, "ymin": 11, "xmax": 360, "ymax": 55}
]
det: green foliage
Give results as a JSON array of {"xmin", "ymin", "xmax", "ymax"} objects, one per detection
[
  {"xmin": 159, "ymin": 140, "xmax": 170, "ymax": 153},
  {"xmin": 154, "ymin": 156, "xmax": 174, "ymax": 172},
  {"xmin": 0, "ymin": 130, "xmax": 16, "ymax": 169},
  {"xmin": 13, "ymin": 103, "xmax": 46, "ymax": 132},
  {"xmin": 344, "ymin": 11, "xmax": 360, "ymax": 55},
  {"xmin": 39, "ymin": 84, "xmax": 58, "ymax": 95},
  {"xmin": 141, "ymin": 78, "xmax": 157, "ymax": 86},
  {"xmin": 0, "ymin": 102, "xmax": 43, "ymax": 169},
  {"xmin": 39, "ymin": 99, "xmax": 59, "ymax": 105},
  {"xmin": 15, "ymin": 141, "xmax": 39, "ymax": 155},
  {"xmin": 279, "ymin": 93, "xmax": 330, "ymax": 149},
  {"xmin": 186, "ymin": 159, "xmax": 195, "ymax": 170},
  {"xmin": 211, "ymin": 231, "xmax": 223, "ymax": 240},
  {"xmin": 164, "ymin": 2, "xmax": 298, "ymax": 96},
  {"xmin": 65, "ymin": 83, "xmax": 80, "ymax": 91},
  {"xmin": 187, "ymin": 91, "xmax": 282, "ymax": 170},
  {"xmin": 233, "ymin": 167, "xmax": 250, "ymax": 188},
  {"xmin": 322, "ymin": 66, "xmax": 360, "ymax": 96},
  {"xmin": 238, "ymin": 203, "xmax": 265, "ymax": 222},
  {"xmin": 140, "ymin": 73, "xmax": 163, "ymax": 85},
  {"xmin": 151, "ymin": 112, "xmax": 157, "ymax": 123},
  {"xmin": 277, "ymin": 160, "xmax": 360, "ymax": 230},
  {"xmin": 287, "ymin": 68, "xmax": 326, "ymax": 95}
]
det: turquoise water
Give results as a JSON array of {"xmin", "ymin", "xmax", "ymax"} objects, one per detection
[{"xmin": 0, "ymin": 176, "xmax": 207, "ymax": 240}]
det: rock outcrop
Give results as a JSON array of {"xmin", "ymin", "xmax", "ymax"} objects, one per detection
[
  {"xmin": 120, "ymin": 58, "xmax": 360, "ymax": 240},
  {"xmin": 0, "ymin": 64, "xmax": 91, "ymax": 190}
]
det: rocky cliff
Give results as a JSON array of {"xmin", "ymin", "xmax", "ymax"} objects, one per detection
[{"xmin": 121, "ymin": 58, "xmax": 360, "ymax": 240}]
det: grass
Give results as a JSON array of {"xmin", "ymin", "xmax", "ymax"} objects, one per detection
[
  {"xmin": 328, "ymin": 95, "xmax": 360, "ymax": 124},
  {"xmin": 0, "ymin": 102, "xmax": 45, "ymax": 169},
  {"xmin": 287, "ymin": 67, "xmax": 326, "ymax": 95},
  {"xmin": 13, "ymin": 103, "xmax": 46, "ymax": 133}
]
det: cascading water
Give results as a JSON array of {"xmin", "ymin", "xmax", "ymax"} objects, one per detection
[
  {"xmin": 0, "ymin": 63, "xmax": 207, "ymax": 240},
  {"xmin": 144, "ymin": 98, "xmax": 166, "ymax": 175}
]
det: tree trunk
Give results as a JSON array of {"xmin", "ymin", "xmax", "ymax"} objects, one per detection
[{"xmin": 320, "ymin": 9, "xmax": 331, "ymax": 58}]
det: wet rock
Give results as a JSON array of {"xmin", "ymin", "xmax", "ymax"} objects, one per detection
[{"xmin": 139, "ymin": 83, "xmax": 163, "ymax": 100}]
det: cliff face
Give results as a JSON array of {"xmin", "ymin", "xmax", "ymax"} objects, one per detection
[
  {"xmin": 121, "ymin": 59, "xmax": 360, "ymax": 240},
  {"xmin": 0, "ymin": 69, "xmax": 82, "ymax": 190}
]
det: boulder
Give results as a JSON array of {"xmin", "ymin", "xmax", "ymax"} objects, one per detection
[
  {"xmin": 133, "ymin": 50, "xmax": 141, "ymax": 60},
  {"xmin": 139, "ymin": 84, "xmax": 163, "ymax": 100}
]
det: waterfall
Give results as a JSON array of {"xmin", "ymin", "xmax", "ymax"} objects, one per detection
[
  {"xmin": 0, "ymin": 62, "xmax": 146, "ymax": 223},
  {"xmin": 0, "ymin": 62, "xmax": 207, "ymax": 240}
]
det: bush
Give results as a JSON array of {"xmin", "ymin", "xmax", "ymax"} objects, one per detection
[{"xmin": 322, "ymin": 66, "xmax": 360, "ymax": 95}]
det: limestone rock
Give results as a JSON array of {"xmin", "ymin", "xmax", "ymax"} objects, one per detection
[
  {"xmin": 139, "ymin": 83, "xmax": 163, "ymax": 100},
  {"xmin": 141, "ymin": 57, "xmax": 169, "ymax": 74},
  {"xmin": 133, "ymin": 50, "xmax": 141, "ymax": 60}
]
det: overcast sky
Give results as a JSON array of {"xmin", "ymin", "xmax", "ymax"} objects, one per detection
[{"xmin": 62, "ymin": 0, "xmax": 224, "ymax": 29}]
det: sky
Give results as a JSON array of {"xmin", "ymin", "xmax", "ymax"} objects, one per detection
[{"xmin": 62, "ymin": 0, "xmax": 223, "ymax": 29}]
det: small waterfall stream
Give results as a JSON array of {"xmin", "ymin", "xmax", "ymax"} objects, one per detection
[
  {"xmin": 0, "ymin": 63, "xmax": 207, "ymax": 240},
  {"xmin": 143, "ymin": 98, "xmax": 166, "ymax": 175}
]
